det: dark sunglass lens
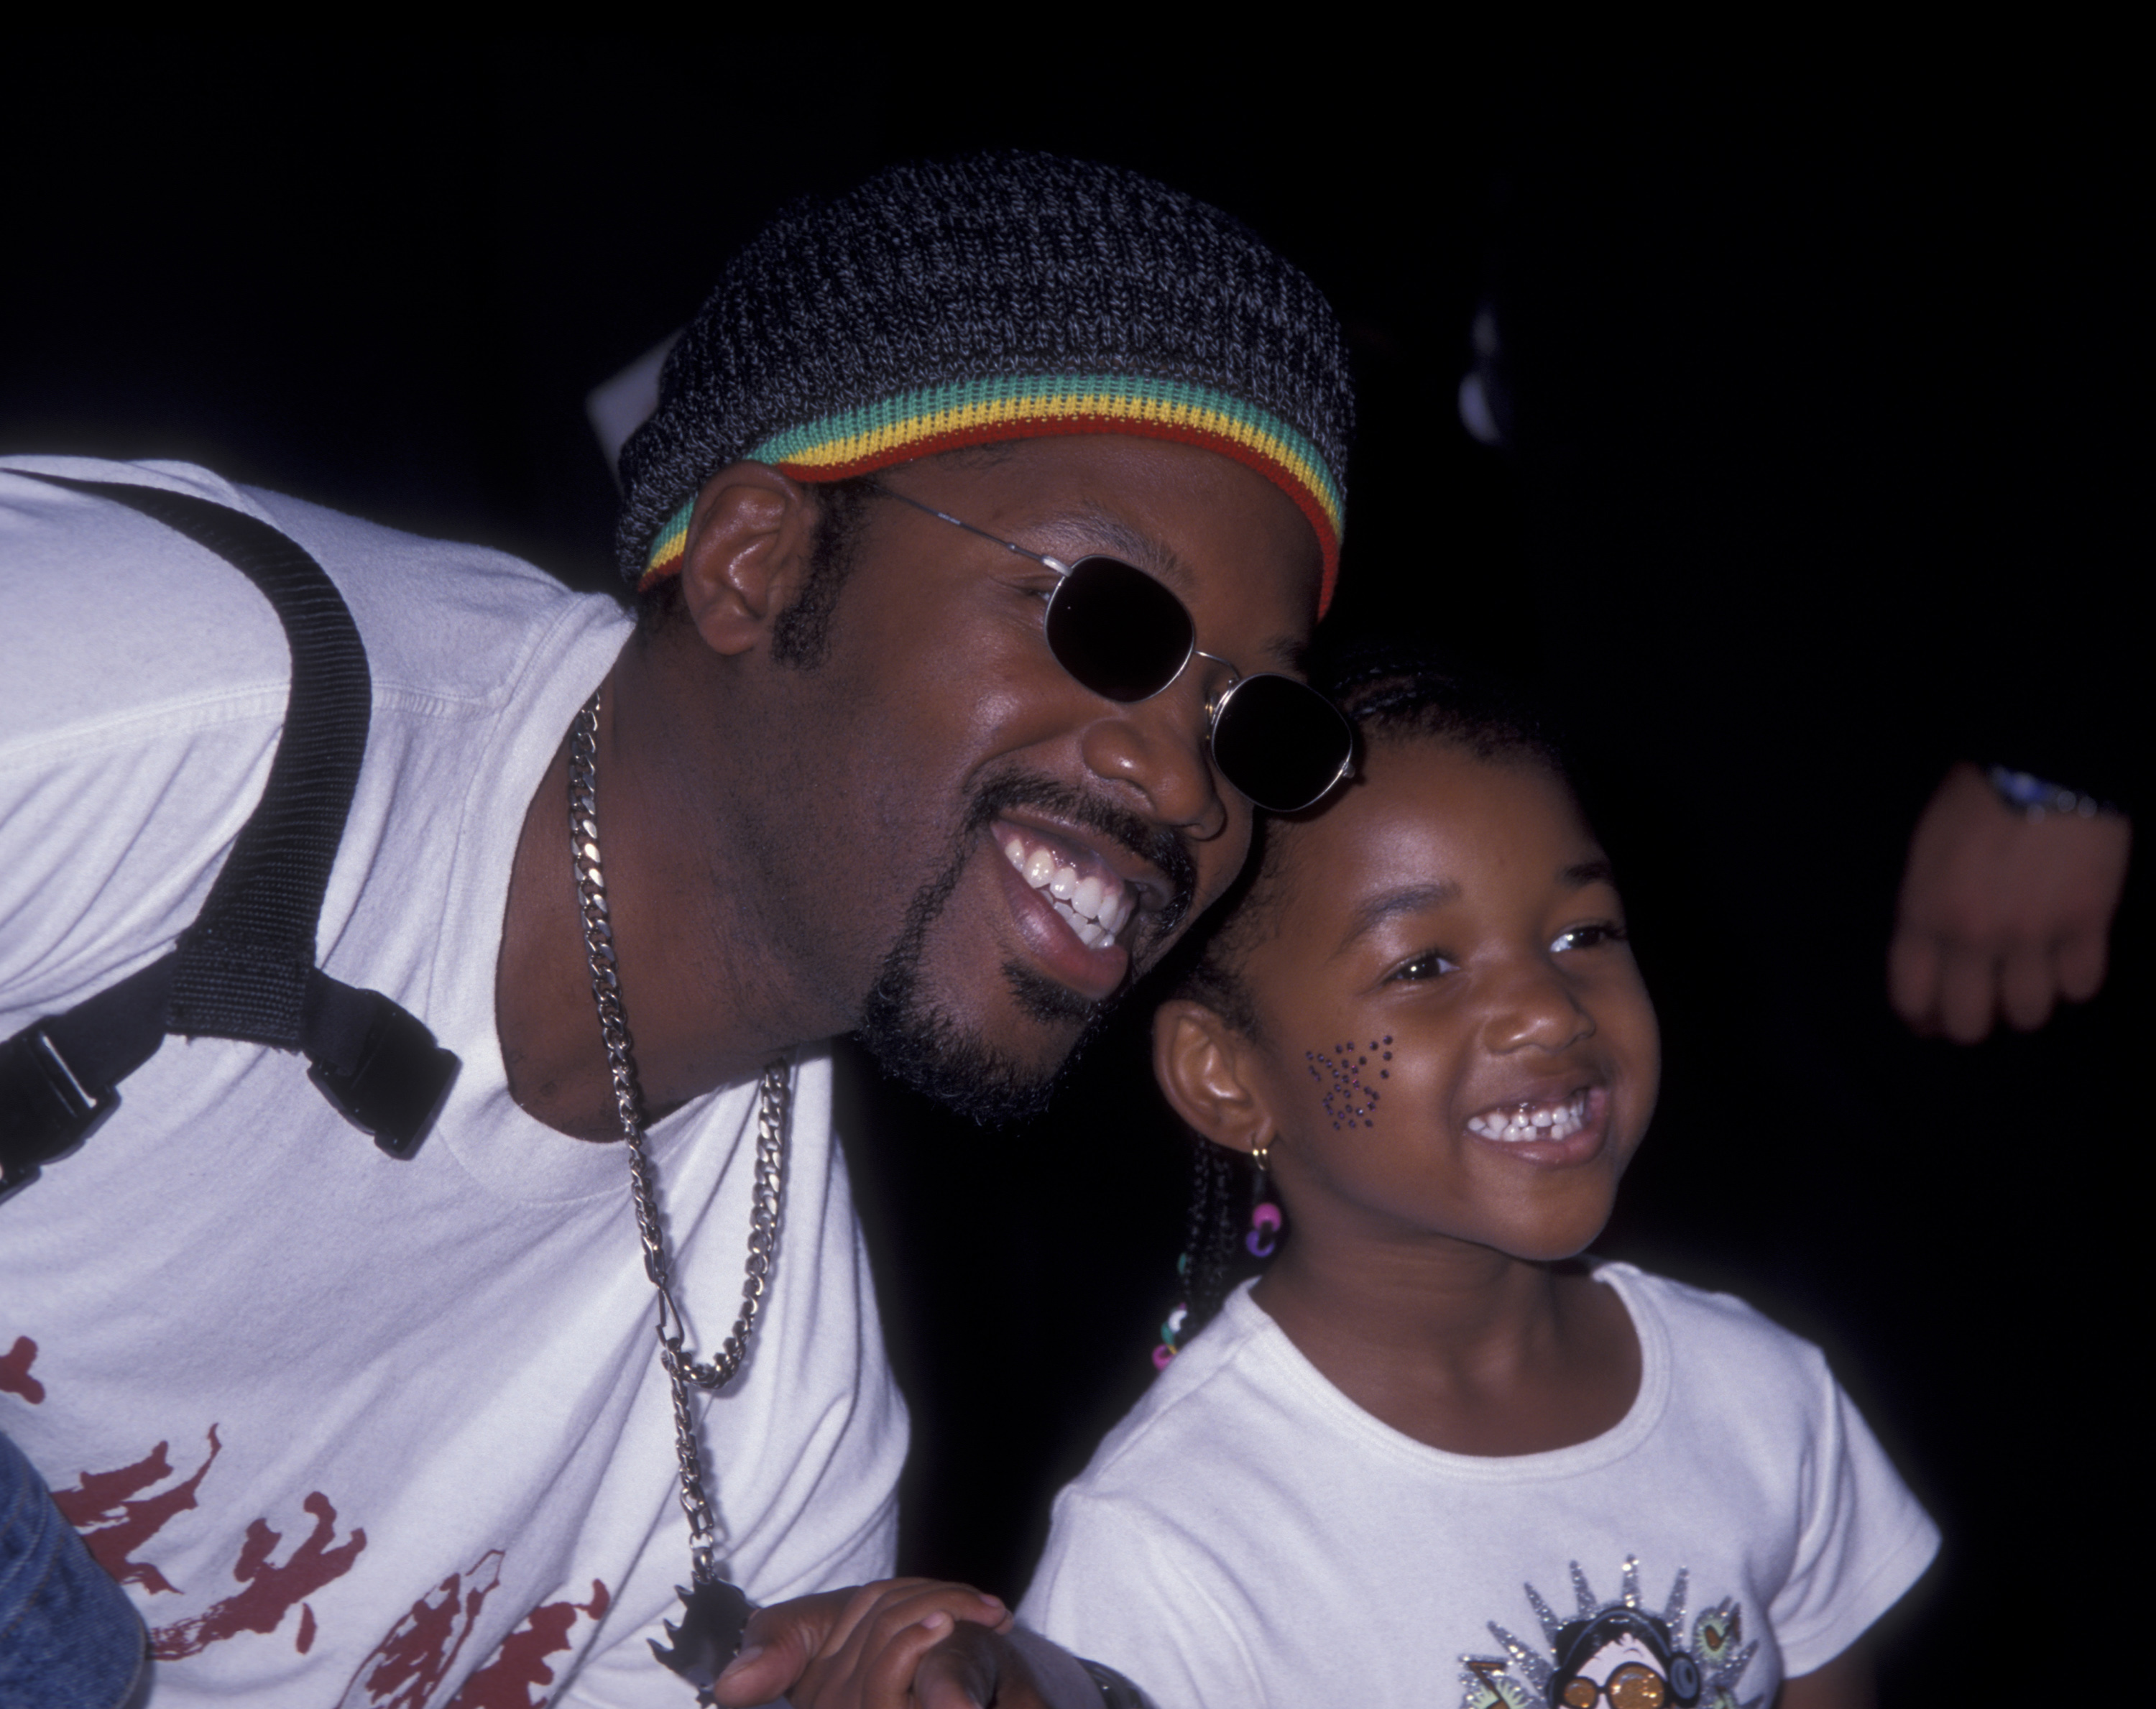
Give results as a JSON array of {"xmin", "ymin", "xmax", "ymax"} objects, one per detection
[
  {"xmin": 1044, "ymin": 558, "xmax": 1194, "ymax": 701},
  {"xmin": 1210, "ymin": 675, "xmax": 1353, "ymax": 811}
]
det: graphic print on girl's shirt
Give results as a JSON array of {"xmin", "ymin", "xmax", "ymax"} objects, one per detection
[{"xmin": 1462, "ymin": 1556, "xmax": 1758, "ymax": 1709}]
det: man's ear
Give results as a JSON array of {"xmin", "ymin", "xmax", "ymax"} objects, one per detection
[
  {"xmin": 676, "ymin": 462, "xmax": 821, "ymax": 658},
  {"xmin": 1153, "ymin": 1000, "xmax": 1276, "ymax": 1160}
]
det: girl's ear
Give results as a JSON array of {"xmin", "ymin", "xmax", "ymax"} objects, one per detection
[{"xmin": 1153, "ymin": 1000, "xmax": 1276, "ymax": 1160}]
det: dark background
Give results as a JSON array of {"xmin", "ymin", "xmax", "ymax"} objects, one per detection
[{"xmin": 6, "ymin": 45, "xmax": 2145, "ymax": 1698}]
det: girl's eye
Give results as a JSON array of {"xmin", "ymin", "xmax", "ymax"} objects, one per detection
[
  {"xmin": 1551, "ymin": 921, "xmax": 1628, "ymax": 953},
  {"xmin": 1391, "ymin": 950, "xmax": 1460, "ymax": 982}
]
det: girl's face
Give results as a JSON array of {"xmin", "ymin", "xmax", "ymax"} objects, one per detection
[{"xmin": 1238, "ymin": 737, "xmax": 1659, "ymax": 1265}]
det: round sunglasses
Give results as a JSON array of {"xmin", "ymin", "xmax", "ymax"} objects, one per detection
[
  {"xmin": 1561, "ymin": 1662, "xmax": 1670, "ymax": 1709},
  {"xmin": 869, "ymin": 486, "xmax": 1354, "ymax": 813}
]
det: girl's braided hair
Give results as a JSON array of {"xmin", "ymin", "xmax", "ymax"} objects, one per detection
[{"xmin": 1153, "ymin": 642, "xmax": 1573, "ymax": 1362}]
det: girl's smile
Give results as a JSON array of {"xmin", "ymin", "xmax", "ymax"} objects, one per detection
[
  {"xmin": 1463, "ymin": 1082, "xmax": 1607, "ymax": 1158},
  {"xmin": 1230, "ymin": 737, "xmax": 1661, "ymax": 1268}
]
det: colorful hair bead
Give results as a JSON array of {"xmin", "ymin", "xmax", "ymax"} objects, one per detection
[{"xmin": 1153, "ymin": 1302, "xmax": 1192, "ymax": 1368}]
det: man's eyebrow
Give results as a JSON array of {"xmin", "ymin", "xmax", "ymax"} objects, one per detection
[
  {"xmin": 1335, "ymin": 880, "xmax": 1461, "ymax": 956},
  {"xmin": 1561, "ymin": 857, "xmax": 1618, "ymax": 889},
  {"xmin": 1028, "ymin": 503, "xmax": 1197, "ymax": 594}
]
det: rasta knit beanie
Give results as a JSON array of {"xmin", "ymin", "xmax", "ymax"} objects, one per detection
[{"xmin": 615, "ymin": 152, "xmax": 1356, "ymax": 613}]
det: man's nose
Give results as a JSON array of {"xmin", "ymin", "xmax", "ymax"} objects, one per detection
[
  {"xmin": 1078, "ymin": 678, "xmax": 1230, "ymax": 840},
  {"xmin": 1481, "ymin": 958, "xmax": 1596, "ymax": 1055}
]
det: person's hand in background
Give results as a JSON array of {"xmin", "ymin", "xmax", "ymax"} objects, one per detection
[{"xmin": 1889, "ymin": 763, "xmax": 2131, "ymax": 1042}]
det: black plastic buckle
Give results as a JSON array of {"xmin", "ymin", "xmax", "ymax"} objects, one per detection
[
  {"xmin": 0, "ymin": 1026, "xmax": 121, "ymax": 1199},
  {"xmin": 305, "ymin": 990, "xmax": 459, "ymax": 1160}
]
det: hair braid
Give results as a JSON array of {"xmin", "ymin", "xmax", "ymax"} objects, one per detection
[
  {"xmin": 1192, "ymin": 1141, "xmax": 1236, "ymax": 1327},
  {"xmin": 1155, "ymin": 1138, "xmax": 1274, "ymax": 1365}
]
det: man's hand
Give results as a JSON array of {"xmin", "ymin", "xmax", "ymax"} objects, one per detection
[
  {"xmin": 1889, "ymin": 763, "xmax": 2131, "ymax": 1042},
  {"xmin": 904, "ymin": 1620, "xmax": 1068, "ymax": 1709},
  {"xmin": 711, "ymin": 1579, "xmax": 1042, "ymax": 1709}
]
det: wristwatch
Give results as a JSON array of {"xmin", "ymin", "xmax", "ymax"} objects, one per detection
[{"xmin": 1986, "ymin": 765, "xmax": 2122, "ymax": 821}]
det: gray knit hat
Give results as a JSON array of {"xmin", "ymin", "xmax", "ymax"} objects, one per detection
[{"xmin": 617, "ymin": 152, "xmax": 1355, "ymax": 612}]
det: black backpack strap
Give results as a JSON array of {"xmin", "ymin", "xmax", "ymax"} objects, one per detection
[
  {"xmin": 109, "ymin": 478, "xmax": 371, "ymax": 1046},
  {"xmin": 1, "ymin": 474, "xmax": 459, "ymax": 1199}
]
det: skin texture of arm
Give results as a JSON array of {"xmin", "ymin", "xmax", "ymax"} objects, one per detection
[
  {"xmin": 1888, "ymin": 762, "xmax": 2131, "ymax": 1042},
  {"xmin": 1774, "ymin": 1639, "xmax": 1874, "ymax": 1709}
]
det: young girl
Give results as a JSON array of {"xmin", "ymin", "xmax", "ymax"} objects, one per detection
[{"xmin": 1015, "ymin": 657, "xmax": 1937, "ymax": 1709}]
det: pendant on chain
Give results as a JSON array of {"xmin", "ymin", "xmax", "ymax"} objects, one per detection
[{"xmin": 569, "ymin": 689, "xmax": 787, "ymax": 1698}]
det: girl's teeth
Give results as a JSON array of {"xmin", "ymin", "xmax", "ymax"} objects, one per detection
[{"xmin": 1468, "ymin": 1092, "xmax": 1591, "ymax": 1143}]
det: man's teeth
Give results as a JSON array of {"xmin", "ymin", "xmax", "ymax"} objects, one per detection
[
  {"xmin": 1466, "ymin": 1091, "xmax": 1592, "ymax": 1143},
  {"xmin": 1004, "ymin": 837, "xmax": 1132, "ymax": 948}
]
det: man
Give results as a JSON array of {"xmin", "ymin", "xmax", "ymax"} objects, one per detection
[{"xmin": 0, "ymin": 153, "xmax": 1353, "ymax": 1705}]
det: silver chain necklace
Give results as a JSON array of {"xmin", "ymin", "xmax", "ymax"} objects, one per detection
[{"xmin": 569, "ymin": 688, "xmax": 783, "ymax": 1696}]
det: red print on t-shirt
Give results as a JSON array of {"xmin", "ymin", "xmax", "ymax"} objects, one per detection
[
  {"xmin": 339, "ymin": 1547, "xmax": 507, "ymax": 1709},
  {"xmin": 448, "ymin": 1580, "xmax": 613, "ymax": 1709},
  {"xmin": 150, "ymin": 1489, "xmax": 369, "ymax": 1659},
  {"xmin": 0, "ymin": 1335, "xmax": 44, "ymax": 1403},
  {"xmin": 47, "ymin": 1424, "xmax": 367, "ymax": 1659},
  {"xmin": 49, "ymin": 1426, "xmax": 226, "ymax": 1594}
]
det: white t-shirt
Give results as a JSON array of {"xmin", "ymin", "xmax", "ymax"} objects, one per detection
[
  {"xmin": 1020, "ymin": 1263, "xmax": 1937, "ymax": 1709},
  {"xmin": 0, "ymin": 459, "xmax": 906, "ymax": 1707}
]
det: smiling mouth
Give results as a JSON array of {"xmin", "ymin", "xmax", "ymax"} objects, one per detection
[
  {"xmin": 998, "ymin": 825, "xmax": 1136, "ymax": 949},
  {"xmin": 1466, "ymin": 1089, "xmax": 1595, "ymax": 1143}
]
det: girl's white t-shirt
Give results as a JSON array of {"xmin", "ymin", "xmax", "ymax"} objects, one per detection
[{"xmin": 1021, "ymin": 1264, "xmax": 1936, "ymax": 1709}]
